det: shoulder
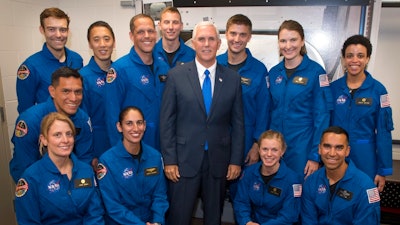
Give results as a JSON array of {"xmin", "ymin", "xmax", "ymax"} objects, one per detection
[{"xmin": 65, "ymin": 47, "xmax": 83, "ymax": 60}]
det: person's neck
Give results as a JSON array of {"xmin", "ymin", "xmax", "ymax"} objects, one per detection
[
  {"xmin": 326, "ymin": 163, "xmax": 348, "ymax": 185},
  {"xmin": 50, "ymin": 153, "xmax": 73, "ymax": 179},
  {"xmin": 284, "ymin": 55, "xmax": 303, "ymax": 69},
  {"xmin": 123, "ymin": 140, "xmax": 141, "ymax": 155},
  {"xmin": 346, "ymin": 72, "xmax": 366, "ymax": 90},
  {"xmin": 260, "ymin": 163, "xmax": 280, "ymax": 176},
  {"xmin": 94, "ymin": 57, "xmax": 112, "ymax": 72},
  {"xmin": 228, "ymin": 50, "xmax": 247, "ymax": 65},
  {"xmin": 47, "ymin": 43, "xmax": 66, "ymax": 63},
  {"xmin": 136, "ymin": 49, "xmax": 153, "ymax": 65},
  {"xmin": 162, "ymin": 38, "xmax": 180, "ymax": 53}
]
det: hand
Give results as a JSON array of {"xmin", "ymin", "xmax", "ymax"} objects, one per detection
[
  {"xmin": 304, "ymin": 160, "xmax": 319, "ymax": 179},
  {"xmin": 91, "ymin": 158, "xmax": 98, "ymax": 171},
  {"xmin": 374, "ymin": 175, "xmax": 386, "ymax": 192},
  {"xmin": 164, "ymin": 165, "xmax": 180, "ymax": 182},
  {"xmin": 245, "ymin": 143, "xmax": 260, "ymax": 166},
  {"xmin": 226, "ymin": 164, "xmax": 241, "ymax": 180}
]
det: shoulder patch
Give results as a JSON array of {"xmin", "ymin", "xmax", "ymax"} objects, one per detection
[
  {"xmin": 15, "ymin": 178, "xmax": 29, "ymax": 197},
  {"xmin": 96, "ymin": 163, "xmax": 107, "ymax": 180},
  {"xmin": 380, "ymin": 94, "xmax": 390, "ymax": 108},
  {"xmin": 366, "ymin": 187, "xmax": 380, "ymax": 203},
  {"xmin": 106, "ymin": 68, "xmax": 117, "ymax": 83},
  {"xmin": 319, "ymin": 74, "xmax": 330, "ymax": 87},
  {"xmin": 15, "ymin": 120, "xmax": 28, "ymax": 137},
  {"xmin": 17, "ymin": 65, "xmax": 30, "ymax": 80}
]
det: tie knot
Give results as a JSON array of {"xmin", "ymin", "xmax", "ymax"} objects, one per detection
[{"xmin": 204, "ymin": 69, "xmax": 210, "ymax": 76}]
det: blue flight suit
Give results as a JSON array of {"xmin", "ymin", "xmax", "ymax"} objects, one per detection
[
  {"xmin": 301, "ymin": 160, "xmax": 381, "ymax": 225},
  {"xmin": 154, "ymin": 38, "xmax": 195, "ymax": 68},
  {"xmin": 80, "ymin": 56, "xmax": 111, "ymax": 158},
  {"xmin": 9, "ymin": 97, "xmax": 93, "ymax": 183},
  {"xmin": 16, "ymin": 43, "xmax": 83, "ymax": 113},
  {"xmin": 105, "ymin": 47, "xmax": 169, "ymax": 150},
  {"xmin": 97, "ymin": 141, "xmax": 168, "ymax": 225},
  {"xmin": 269, "ymin": 54, "xmax": 333, "ymax": 175},
  {"xmin": 330, "ymin": 71, "xmax": 393, "ymax": 179},
  {"xmin": 217, "ymin": 48, "xmax": 270, "ymax": 157},
  {"xmin": 234, "ymin": 161, "xmax": 302, "ymax": 225},
  {"xmin": 15, "ymin": 153, "xmax": 104, "ymax": 225}
]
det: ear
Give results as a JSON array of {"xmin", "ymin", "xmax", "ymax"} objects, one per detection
[
  {"xmin": 39, "ymin": 134, "xmax": 48, "ymax": 146},
  {"xmin": 48, "ymin": 85, "xmax": 56, "ymax": 98},
  {"xmin": 129, "ymin": 31, "xmax": 134, "ymax": 44},
  {"xmin": 39, "ymin": 25, "xmax": 44, "ymax": 35},
  {"xmin": 116, "ymin": 122, "xmax": 123, "ymax": 133}
]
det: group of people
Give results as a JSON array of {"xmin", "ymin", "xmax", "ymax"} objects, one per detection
[{"xmin": 9, "ymin": 5, "xmax": 393, "ymax": 225}]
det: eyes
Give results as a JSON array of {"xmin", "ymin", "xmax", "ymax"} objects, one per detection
[
  {"xmin": 345, "ymin": 53, "xmax": 366, "ymax": 60},
  {"xmin": 52, "ymin": 131, "xmax": 74, "ymax": 138},
  {"xmin": 123, "ymin": 120, "xmax": 145, "ymax": 127},
  {"xmin": 61, "ymin": 89, "xmax": 83, "ymax": 96},
  {"xmin": 46, "ymin": 27, "xmax": 68, "ymax": 34},
  {"xmin": 322, "ymin": 143, "xmax": 346, "ymax": 151},
  {"xmin": 135, "ymin": 29, "xmax": 156, "ymax": 36}
]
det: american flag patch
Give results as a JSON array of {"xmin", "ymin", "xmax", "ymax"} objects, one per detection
[
  {"xmin": 319, "ymin": 74, "xmax": 329, "ymax": 87},
  {"xmin": 366, "ymin": 187, "xmax": 380, "ymax": 203},
  {"xmin": 380, "ymin": 94, "xmax": 390, "ymax": 108},
  {"xmin": 293, "ymin": 184, "xmax": 302, "ymax": 197}
]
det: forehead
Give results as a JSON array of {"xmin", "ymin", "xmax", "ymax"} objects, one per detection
[
  {"xmin": 56, "ymin": 76, "xmax": 82, "ymax": 88},
  {"xmin": 123, "ymin": 110, "xmax": 143, "ymax": 120},
  {"xmin": 90, "ymin": 26, "xmax": 113, "ymax": 37},
  {"xmin": 195, "ymin": 25, "xmax": 218, "ymax": 38},
  {"xmin": 227, "ymin": 24, "xmax": 250, "ymax": 33},
  {"xmin": 134, "ymin": 17, "xmax": 155, "ymax": 30},
  {"xmin": 161, "ymin": 11, "xmax": 181, "ymax": 21},
  {"xmin": 43, "ymin": 17, "xmax": 68, "ymax": 27},
  {"xmin": 278, "ymin": 29, "xmax": 301, "ymax": 39},
  {"xmin": 321, "ymin": 133, "xmax": 347, "ymax": 144},
  {"xmin": 48, "ymin": 120, "xmax": 72, "ymax": 132},
  {"xmin": 345, "ymin": 44, "xmax": 367, "ymax": 54}
]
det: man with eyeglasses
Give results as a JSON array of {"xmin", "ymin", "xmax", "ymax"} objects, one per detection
[
  {"xmin": 16, "ymin": 7, "xmax": 83, "ymax": 113},
  {"xmin": 301, "ymin": 126, "xmax": 381, "ymax": 225},
  {"xmin": 105, "ymin": 14, "xmax": 169, "ymax": 151},
  {"xmin": 10, "ymin": 67, "xmax": 93, "ymax": 183}
]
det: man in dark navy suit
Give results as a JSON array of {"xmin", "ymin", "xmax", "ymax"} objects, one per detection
[{"xmin": 160, "ymin": 21, "xmax": 244, "ymax": 225}]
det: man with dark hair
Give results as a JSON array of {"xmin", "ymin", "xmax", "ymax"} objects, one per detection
[
  {"xmin": 80, "ymin": 21, "xmax": 115, "ymax": 160},
  {"xmin": 16, "ymin": 7, "xmax": 83, "ymax": 113},
  {"xmin": 302, "ymin": 126, "xmax": 381, "ymax": 224},
  {"xmin": 10, "ymin": 67, "xmax": 93, "ymax": 183}
]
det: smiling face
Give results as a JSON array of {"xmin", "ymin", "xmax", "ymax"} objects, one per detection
[
  {"xmin": 159, "ymin": 11, "xmax": 183, "ymax": 42},
  {"xmin": 49, "ymin": 77, "xmax": 83, "ymax": 116},
  {"xmin": 319, "ymin": 132, "xmax": 350, "ymax": 172},
  {"xmin": 40, "ymin": 17, "xmax": 69, "ymax": 54},
  {"xmin": 130, "ymin": 17, "xmax": 157, "ymax": 56},
  {"xmin": 225, "ymin": 23, "xmax": 251, "ymax": 55},
  {"xmin": 192, "ymin": 23, "xmax": 221, "ymax": 68},
  {"xmin": 259, "ymin": 137, "xmax": 285, "ymax": 171},
  {"xmin": 117, "ymin": 109, "xmax": 146, "ymax": 146},
  {"xmin": 278, "ymin": 28, "xmax": 305, "ymax": 62},
  {"xmin": 343, "ymin": 44, "xmax": 370, "ymax": 77},
  {"xmin": 40, "ymin": 119, "xmax": 74, "ymax": 158},
  {"xmin": 88, "ymin": 26, "xmax": 115, "ymax": 63}
]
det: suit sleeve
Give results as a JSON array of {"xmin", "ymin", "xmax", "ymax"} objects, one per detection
[
  {"xmin": 309, "ymin": 70, "xmax": 332, "ymax": 162},
  {"xmin": 160, "ymin": 71, "xmax": 178, "ymax": 165},
  {"xmin": 230, "ymin": 75, "xmax": 245, "ymax": 165},
  {"xmin": 83, "ymin": 175, "xmax": 105, "ymax": 225},
  {"xmin": 9, "ymin": 117, "xmax": 41, "ymax": 183},
  {"xmin": 73, "ymin": 114, "xmax": 94, "ymax": 164},
  {"xmin": 15, "ymin": 176, "xmax": 42, "ymax": 225},
  {"xmin": 301, "ymin": 177, "xmax": 319, "ymax": 225},
  {"xmin": 376, "ymin": 89, "xmax": 394, "ymax": 176},
  {"xmin": 16, "ymin": 62, "xmax": 38, "ymax": 114},
  {"xmin": 253, "ymin": 69, "xmax": 270, "ymax": 140},
  {"xmin": 105, "ymin": 67, "xmax": 125, "ymax": 146}
]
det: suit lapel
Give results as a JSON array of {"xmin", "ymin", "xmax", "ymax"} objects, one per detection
[
  {"xmin": 209, "ymin": 65, "xmax": 225, "ymax": 117},
  {"xmin": 187, "ymin": 63, "xmax": 207, "ymax": 115}
]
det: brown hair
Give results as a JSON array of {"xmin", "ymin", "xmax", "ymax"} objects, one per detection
[
  {"xmin": 129, "ymin": 13, "xmax": 155, "ymax": 33},
  {"xmin": 40, "ymin": 7, "xmax": 70, "ymax": 28},
  {"xmin": 278, "ymin": 20, "xmax": 307, "ymax": 55}
]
